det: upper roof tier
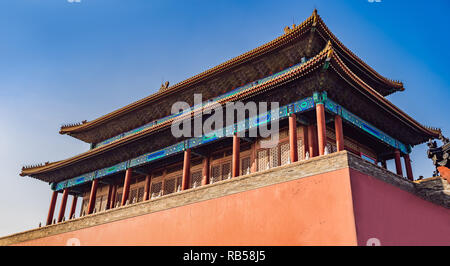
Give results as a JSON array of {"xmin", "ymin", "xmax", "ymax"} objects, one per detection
[{"xmin": 59, "ymin": 10, "xmax": 405, "ymax": 144}]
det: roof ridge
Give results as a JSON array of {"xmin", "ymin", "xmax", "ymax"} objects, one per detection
[{"xmin": 59, "ymin": 11, "xmax": 317, "ymax": 136}]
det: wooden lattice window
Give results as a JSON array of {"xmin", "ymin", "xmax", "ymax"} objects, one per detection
[
  {"xmin": 100, "ymin": 195, "xmax": 108, "ymax": 211},
  {"xmin": 80, "ymin": 199, "xmax": 88, "ymax": 216},
  {"xmin": 94, "ymin": 195, "xmax": 102, "ymax": 212},
  {"xmin": 176, "ymin": 176, "xmax": 182, "ymax": 192},
  {"xmin": 297, "ymin": 139, "xmax": 304, "ymax": 160},
  {"xmin": 269, "ymin": 146, "xmax": 279, "ymax": 168},
  {"xmin": 190, "ymin": 171, "xmax": 203, "ymax": 188},
  {"xmin": 241, "ymin": 157, "xmax": 251, "ymax": 175},
  {"xmin": 257, "ymin": 150, "xmax": 269, "ymax": 171},
  {"xmin": 164, "ymin": 178, "xmax": 176, "ymax": 195},
  {"xmin": 137, "ymin": 186, "xmax": 145, "ymax": 202},
  {"xmin": 211, "ymin": 165, "xmax": 221, "ymax": 184},
  {"xmin": 115, "ymin": 192, "xmax": 122, "ymax": 206},
  {"xmin": 151, "ymin": 182, "xmax": 162, "ymax": 198},
  {"xmin": 280, "ymin": 142, "xmax": 290, "ymax": 166},
  {"xmin": 222, "ymin": 162, "xmax": 231, "ymax": 180},
  {"xmin": 129, "ymin": 189, "xmax": 137, "ymax": 203},
  {"xmin": 326, "ymin": 142, "xmax": 337, "ymax": 154}
]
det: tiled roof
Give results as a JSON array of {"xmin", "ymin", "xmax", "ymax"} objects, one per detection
[{"xmin": 60, "ymin": 9, "xmax": 403, "ymax": 138}]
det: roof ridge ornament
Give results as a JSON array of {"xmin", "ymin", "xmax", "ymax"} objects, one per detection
[
  {"xmin": 160, "ymin": 81, "xmax": 170, "ymax": 91},
  {"xmin": 283, "ymin": 23, "xmax": 297, "ymax": 34},
  {"xmin": 312, "ymin": 9, "xmax": 318, "ymax": 26},
  {"xmin": 22, "ymin": 161, "xmax": 50, "ymax": 171},
  {"xmin": 61, "ymin": 120, "xmax": 87, "ymax": 129},
  {"xmin": 326, "ymin": 40, "xmax": 334, "ymax": 60}
]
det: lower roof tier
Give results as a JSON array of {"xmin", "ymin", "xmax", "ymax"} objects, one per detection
[{"xmin": 51, "ymin": 93, "xmax": 410, "ymax": 190}]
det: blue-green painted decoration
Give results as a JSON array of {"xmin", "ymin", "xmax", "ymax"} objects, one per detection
[
  {"xmin": 323, "ymin": 96, "xmax": 408, "ymax": 154},
  {"xmin": 313, "ymin": 91, "xmax": 327, "ymax": 105},
  {"xmin": 53, "ymin": 97, "xmax": 316, "ymax": 191},
  {"xmin": 54, "ymin": 97, "xmax": 410, "ymax": 191}
]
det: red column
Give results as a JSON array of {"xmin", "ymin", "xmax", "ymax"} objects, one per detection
[
  {"xmin": 403, "ymin": 154, "xmax": 414, "ymax": 181},
  {"xmin": 87, "ymin": 179, "xmax": 98, "ymax": 214},
  {"xmin": 250, "ymin": 143, "xmax": 257, "ymax": 173},
  {"xmin": 182, "ymin": 149, "xmax": 191, "ymax": 190},
  {"xmin": 316, "ymin": 103, "xmax": 327, "ymax": 156},
  {"xmin": 121, "ymin": 168, "xmax": 133, "ymax": 206},
  {"xmin": 289, "ymin": 114, "xmax": 298, "ymax": 163},
  {"xmin": 69, "ymin": 195, "xmax": 78, "ymax": 219},
  {"xmin": 110, "ymin": 185, "xmax": 117, "ymax": 209},
  {"xmin": 46, "ymin": 191, "xmax": 58, "ymax": 225},
  {"xmin": 202, "ymin": 157, "xmax": 210, "ymax": 185},
  {"xmin": 334, "ymin": 115, "xmax": 344, "ymax": 152},
  {"xmin": 394, "ymin": 149, "xmax": 403, "ymax": 176},
  {"xmin": 144, "ymin": 174, "xmax": 151, "ymax": 201},
  {"xmin": 105, "ymin": 184, "xmax": 113, "ymax": 210},
  {"xmin": 301, "ymin": 125, "xmax": 308, "ymax": 160},
  {"xmin": 307, "ymin": 125, "xmax": 317, "ymax": 157},
  {"xmin": 57, "ymin": 188, "xmax": 69, "ymax": 222},
  {"xmin": 232, "ymin": 133, "xmax": 240, "ymax": 177}
]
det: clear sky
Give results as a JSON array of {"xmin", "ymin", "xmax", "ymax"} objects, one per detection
[{"xmin": 0, "ymin": 0, "xmax": 449, "ymax": 237}]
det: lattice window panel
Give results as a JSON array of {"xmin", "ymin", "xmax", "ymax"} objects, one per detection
[
  {"xmin": 297, "ymin": 139, "xmax": 304, "ymax": 160},
  {"xmin": 94, "ymin": 195, "xmax": 102, "ymax": 213},
  {"xmin": 100, "ymin": 195, "xmax": 107, "ymax": 211},
  {"xmin": 164, "ymin": 178, "xmax": 176, "ymax": 195},
  {"xmin": 257, "ymin": 150, "xmax": 269, "ymax": 171},
  {"xmin": 190, "ymin": 171, "xmax": 203, "ymax": 188},
  {"xmin": 151, "ymin": 182, "xmax": 162, "ymax": 198},
  {"xmin": 280, "ymin": 142, "xmax": 290, "ymax": 165},
  {"xmin": 129, "ymin": 189, "xmax": 137, "ymax": 203},
  {"xmin": 137, "ymin": 186, "xmax": 144, "ymax": 202},
  {"xmin": 211, "ymin": 165, "xmax": 221, "ymax": 184},
  {"xmin": 80, "ymin": 199, "xmax": 88, "ymax": 216},
  {"xmin": 115, "ymin": 193, "xmax": 122, "ymax": 206},
  {"xmin": 326, "ymin": 142, "xmax": 337, "ymax": 154},
  {"xmin": 269, "ymin": 146, "xmax": 279, "ymax": 168},
  {"xmin": 241, "ymin": 157, "xmax": 251, "ymax": 175},
  {"xmin": 176, "ymin": 176, "xmax": 182, "ymax": 192},
  {"xmin": 222, "ymin": 162, "xmax": 231, "ymax": 180}
]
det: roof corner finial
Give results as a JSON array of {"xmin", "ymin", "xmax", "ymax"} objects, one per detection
[
  {"xmin": 326, "ymin": 40, "xmax": 334, "ymax": 60},
  {"xmin": 312, "ymin": 9, "xmax": 318, "ymax": 25}
]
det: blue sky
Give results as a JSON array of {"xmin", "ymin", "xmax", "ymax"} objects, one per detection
[{"xmin": 0, "ymin": 0, "xmax": 449, "ymax": 236}]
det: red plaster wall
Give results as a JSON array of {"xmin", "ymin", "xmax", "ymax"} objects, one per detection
[
  {"xmin": 350, "ymin": 169, "xmax": 450, "ymax": 246},
  {"xmin": 16, "ymin": 169, "xmax": 357, "ymax": 246}
]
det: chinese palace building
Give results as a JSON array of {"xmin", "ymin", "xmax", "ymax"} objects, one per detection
[{"xmin": 1, "ymin": 10, "xmax": 449, "ymax": 246}]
